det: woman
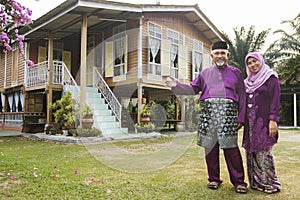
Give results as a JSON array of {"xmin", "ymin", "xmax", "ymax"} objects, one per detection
[{"xmin": 243, "ymin": 52, "xmax": 281, "ymax": 194}]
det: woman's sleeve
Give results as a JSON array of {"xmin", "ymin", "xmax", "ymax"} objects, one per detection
[{"xmin": 269, "ymin": 76, "xmax": 281, "ymax": 122}]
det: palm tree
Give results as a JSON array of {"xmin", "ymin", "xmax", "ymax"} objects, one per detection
[
  {"xmin": 276, "ymin": 55, "xmax": 300, "ymax": 86},
  {"xmin": 264, "ymin": 13, "xmax": 300, "ymax": 67},
  {"xmin": 223, "ymin": 26, "xmax": 270, "ymax": 77}
]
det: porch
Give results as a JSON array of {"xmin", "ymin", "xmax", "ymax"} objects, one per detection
[{"xmin": 0, "ymin": 61, "xmax": 78, "ymax": 132}]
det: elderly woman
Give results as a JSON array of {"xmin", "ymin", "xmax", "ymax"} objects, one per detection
[{"xmin": 243, "ymin": 52, "xmax": 281, "ymax": 194}]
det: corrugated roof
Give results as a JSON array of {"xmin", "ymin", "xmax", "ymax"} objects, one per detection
[{"xmin": 20, "ymin": 0, "xmax": 226, "ymax": 43}]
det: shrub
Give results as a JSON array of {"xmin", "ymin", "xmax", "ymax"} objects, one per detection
[{"xmin": 73, "ymin": 127, "xmax": 102, "ymax": 137}]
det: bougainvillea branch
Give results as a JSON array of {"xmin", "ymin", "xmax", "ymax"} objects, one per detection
[{"xmin": 0, "ymin": 0, "xmax": 32, "ymax": 53}]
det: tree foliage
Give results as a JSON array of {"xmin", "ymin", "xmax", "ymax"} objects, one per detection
[
  {"xmin": 223, "ymin": 26, "xmax": 270, "ymax": 77},
  {"xmin": 276, "ymin": 55, "xmax": 300, "ymax": 86},
  {"xmin": 264, "ymin": 13, "xmax": 300, "ymax": 67}
]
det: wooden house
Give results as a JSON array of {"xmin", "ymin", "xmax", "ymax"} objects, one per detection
[{"xmin": 0, "ymin": 0, "xmax": 227, "ymax": 135}]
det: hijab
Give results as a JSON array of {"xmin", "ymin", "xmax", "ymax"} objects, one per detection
[{"xmin": 244, "ymin": 52, "xmax": 278, "ymax": 93}]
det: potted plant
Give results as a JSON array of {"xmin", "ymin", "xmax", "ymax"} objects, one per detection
[
  {"xmin": 81, "ymin": 103, "xmax": 94, "ymax": 129},
  {"xmin": 140, "ymin": 103, "xmax": 151, "ymax": 122},
  {"xmin": 134, "ymin": 122, "xmax": 155, "ymax": 133},
  {"xmin": 49, "ymin": 91, "xmax": 76, "ymax": 133}
]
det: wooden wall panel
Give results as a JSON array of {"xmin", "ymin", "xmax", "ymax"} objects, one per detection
[{"xmin": 141, "ymin": 13, "xmax": 213, "ymax": 83}]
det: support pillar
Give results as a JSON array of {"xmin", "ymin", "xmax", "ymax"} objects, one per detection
[{"xmin": 80, "ymin": 15, "xmax": 88, "ymax": 126}]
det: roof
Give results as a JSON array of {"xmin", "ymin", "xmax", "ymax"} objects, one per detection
[{"xmin": 21, "ymin": 0, "xmax": 226, "ymax": 43}]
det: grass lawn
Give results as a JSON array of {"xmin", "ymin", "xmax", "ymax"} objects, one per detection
[{"xmin": 0, "ymin": 129, "xmax": 299, "ymax": 200}]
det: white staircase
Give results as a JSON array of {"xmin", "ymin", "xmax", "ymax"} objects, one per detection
[{"xmin": 85, "ymin": 87, "xmax": 128, "ymax": 137}]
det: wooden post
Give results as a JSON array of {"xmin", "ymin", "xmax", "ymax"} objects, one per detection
[
  {"xmin": 80, "ymin": 15, "xmax": 88, "ymax": 126},
  {"xmin": 137, "ymin": 83, "xmax": 143, "ymax": 124},
  {"xmin": 46, "ymin": 32, "xmax": 53, "ymax": 124}
]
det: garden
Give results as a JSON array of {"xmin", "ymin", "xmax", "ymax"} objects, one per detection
[{"xmin": 0, "ymin": 129, "xmax": 299, "ymax": 199}]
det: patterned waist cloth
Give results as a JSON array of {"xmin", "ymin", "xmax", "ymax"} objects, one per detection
[
  {"xmin": 202, "ymin": 98, "xmax": 235, "ymax": 104},
  {"xmin": 197, "ymin": 98, "xmax": 238, "ymax": 149}
]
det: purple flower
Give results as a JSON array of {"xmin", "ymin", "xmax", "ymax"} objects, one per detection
[
  {"xmin": 27, "ymin": 60, "xmax": 34, "ymax": 67},
  {"xmin": 0, "ymin": 0, "xmax": 32, "ymax": 52}
]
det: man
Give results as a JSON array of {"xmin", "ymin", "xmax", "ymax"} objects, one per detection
[{"xmin": 165, "ymin": 41, "xmax": 248, "ymax": 194}]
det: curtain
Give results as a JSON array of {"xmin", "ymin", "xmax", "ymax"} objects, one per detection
[
  {"xmin": 123, "ymin": 98, "xmax": 130, "ymax": 109},
  {"xmin": 19, "ymin": 92, "xmax": 24, "ymax": 112},
  {"xmin": 195, "ymin": 53, "xmax": 203, "ymax": 72},
  {"xmin": 1, "ymin": 93, "xmax": 4, "ymax": 112},
  {"xmin": 115, "ymin": 38, "xmax": 125, "ymax": 61},
  {"xmin": 149, "ymin": 38, "xmax": 160, "ymax": 62},
  {"xmin": 8, "ymin": 94, "xmax": 13, "ymax": 112},
  {"xmin": 170, "ymin": 45, "xmax": 178, "ymax": 67},
  {"xmin": 14, "ymin": 92, "xmax": 19, "ymax": 112}
]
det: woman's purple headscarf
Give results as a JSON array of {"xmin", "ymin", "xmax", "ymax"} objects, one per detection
[{"xmin": 244, "ymin": 52, "xmax": 278, "ymax": 93}]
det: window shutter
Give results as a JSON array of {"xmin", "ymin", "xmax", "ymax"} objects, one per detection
[
  {"xmin": 161, "ymin": 39, "xmax": 170, "ymax": 76},
  {"xmin": 178, "ymin": 44, "xmax": 187, "ymax": 80},
  {"xmin": 105, "ymin": 41, "xmax": 113, "ymax": 77},
  {"xmin": 202, "ymin": 52, "xmax": 212, "ymax": 70},
  {"xmin": 192, "ymin": 51, "xmax": 196, "ymax": 80},
  {"xmin": 124, "ymin": 35, "xmax": 128, "ymax": 74},
  {"xmin": 62, "ymin": 51, "xmax": 71, "ymax": 70},
  {"xmin": 38, "ymin": 46, "xmax": 46, "ymax": 63}
]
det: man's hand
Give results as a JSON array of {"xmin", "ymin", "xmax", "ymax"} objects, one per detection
[{"xmin": 165, "ymin": 77, "xmax": 177, "ymax": 87}]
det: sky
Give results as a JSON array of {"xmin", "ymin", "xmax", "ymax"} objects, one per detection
[{"xmin": 17, "ymin": 0, "xmax": 299, "ymax": 51}]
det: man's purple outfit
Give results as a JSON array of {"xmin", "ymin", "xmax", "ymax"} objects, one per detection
[{"xmin": 172, "ymin": 64, "xmax": 247, "ymax": 187}]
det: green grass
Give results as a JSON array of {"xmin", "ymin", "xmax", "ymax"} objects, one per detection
[{"xmin": 0, "ymin": 129, "xmax": 299, "ymax": 200}]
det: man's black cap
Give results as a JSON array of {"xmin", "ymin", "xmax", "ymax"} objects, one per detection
[{"xmin": 212, "ymin": 41, "xmax": 228, "ymax": 50}]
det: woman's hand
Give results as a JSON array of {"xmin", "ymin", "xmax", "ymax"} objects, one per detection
[
  {"xmin": 165, "ymin": 77, "xmax": 177, "ymax": 87},
  {"xmin": 269, "ymin": 120, "xmax": 278, "ymax": 136}
]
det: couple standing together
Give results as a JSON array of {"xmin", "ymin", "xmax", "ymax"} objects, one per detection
[{"xmin": 165, "ymin": 41, "xmax": 281, "ymax": 194}]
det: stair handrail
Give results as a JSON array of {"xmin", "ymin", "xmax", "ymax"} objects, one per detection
[
  {"xmin": 56, "ymin": 61, "xmax": 80, "ymax": 103},
  {"xmin": 93, "ymin": 67, "xmax": 121, "ymax": 125}
]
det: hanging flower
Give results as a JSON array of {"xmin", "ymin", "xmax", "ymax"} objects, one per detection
[
  {"xmin": 0, "ymin": 0, "xmax": 32, "ymax": 53},
  {"xmin": 26, "ymin": 59, "xmax": 34, "ymax": 67}
]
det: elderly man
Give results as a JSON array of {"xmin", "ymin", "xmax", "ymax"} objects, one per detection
[{"xmin": 166, "ymin": 41, "xmax": 247, "ymax": 194}]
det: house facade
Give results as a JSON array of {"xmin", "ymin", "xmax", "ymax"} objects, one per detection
[{"xmin": 0, "ymin": 0, "xmax": 227, "ymax": 134}]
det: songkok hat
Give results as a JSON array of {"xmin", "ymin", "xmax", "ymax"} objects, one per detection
[{"xmin": 211, "ymin": 41, "xmax": 228, "ymax": 50}]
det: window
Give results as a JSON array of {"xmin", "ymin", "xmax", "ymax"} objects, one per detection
[
  {"xmin": 167, "ymin": 29, "xmax": 179, "ymax": 78},
  {"xmin": 192, "ymin": 39, "xmax": 203, "ymax": 80},
  {"xmin": 105, "ymin": 24, "xmax": 127, "ymax": 81},
  {"xmin": 148, "ymin": 22, "xmax": 162, "ymax": 75},
  {"xmin": 113, "ymin": 25, "xmax": 126, "ymax": 77}
]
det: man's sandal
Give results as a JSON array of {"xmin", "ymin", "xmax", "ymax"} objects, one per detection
[
  {"xmin": 235, "ymin": 185, "xmax": 248, "ymax": 194},
  {"xmin": 208, "ymin": 182, "xmax": 221, "ymax": 190}
]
